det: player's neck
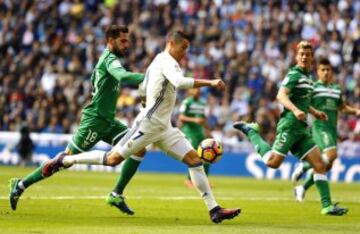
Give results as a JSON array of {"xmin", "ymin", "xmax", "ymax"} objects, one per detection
[
  {"xmin": 319, "ymin": 79, "xmax": 332, "ymax": 86},
  {"xmin": 164, "ymin": 47, "xmax": 180, "ymax": 63},
  {"xmin": 296, "ymin": 65, "xmax": 311, "ymax": 74}
]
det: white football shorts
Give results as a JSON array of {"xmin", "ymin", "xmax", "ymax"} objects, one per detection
[{"xmin": 114, "ymin": 125, "xmax": 194, "ymax": 161}]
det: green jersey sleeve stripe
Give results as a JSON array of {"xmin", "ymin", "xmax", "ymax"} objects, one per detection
[
  {"xmin": 313, "ymin": 93, "xmax": 340, "ymax": 99},
  {"xmin": 295, "ymin": 84, "xmax": 314, "ymax": 89}
]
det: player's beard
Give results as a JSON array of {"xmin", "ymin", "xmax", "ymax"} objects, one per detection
[{"xmin": 113, "ymin": 47, "xmax": 128, "ymax": 58}]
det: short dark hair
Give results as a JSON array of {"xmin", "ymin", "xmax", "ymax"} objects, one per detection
[
  {"xmin": 296, "ymin": 40, "xmax": 313, "ymax": 52},
  {"xmin": 318, "ymin": 57, "xmax": 331, "ymax": 66},
  {"xmin": 105, "ymin": 25, "xmax": 128, "ymax": 41},
  {"xmin": 166, "ymin": 30, "xmax": 191, "ymax": 43}
]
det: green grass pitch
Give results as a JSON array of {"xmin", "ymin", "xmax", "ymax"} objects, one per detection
[{"xmin": 1, "ymin": 166, "xmax": 360, "ymax": 234}]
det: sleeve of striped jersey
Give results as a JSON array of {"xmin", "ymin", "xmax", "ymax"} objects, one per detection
[
  {"xmin": 179, "ymin": 99, "xmax": 189, "ymax": 114},
  {"xmin": 280, "ymin": 73, "xmax": 300, "ymax": 91},
  {"xmin": 162, "ymin": 64, "xmax": 194, "ymax": 89},
  {"xmin": 106, "ymin": 57, "xmax": 145, "ymax": 85}
]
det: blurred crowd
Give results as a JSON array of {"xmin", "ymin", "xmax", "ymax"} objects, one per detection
[{"xmin": 0, "ymin": 0, "xmax": 360, "ymax": 149}]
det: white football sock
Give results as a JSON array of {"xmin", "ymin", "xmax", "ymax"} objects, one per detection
[
  {"xmin": 188, "ymin": 165, "xmax": 218, "ymax": 211},
  {"xmin": 63, "ymin": 150, "xmax": 107, "ymax": 166},
  {"xmin": 313, "ymin": 173, "xmax": 328, "ymax": 181}
]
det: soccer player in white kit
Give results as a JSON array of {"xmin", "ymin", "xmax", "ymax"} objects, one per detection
[{"xmin": 44, "ymin": 30, "xmax": 241, "ymax": 223}]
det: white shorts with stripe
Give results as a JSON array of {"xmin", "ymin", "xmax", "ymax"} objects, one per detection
[{"xmin": 113, "ymin": 123, "xmax": 194, "ymax": 161}]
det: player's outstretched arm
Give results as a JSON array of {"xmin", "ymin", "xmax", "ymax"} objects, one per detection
[
  {"xmin": 179, "ymin": 114, "xmax": 205, "ymax": 125},
  {"xmin": 276, "ymin": 87, "xmax": 305, "ymax": 121},
  {"xmin": 193, "ymin": 79, "xmax": 225, "ymax": 90},
  {"xmin": 339, "ymin": 103, "xmax": 360, "ymax": 117},
  {"xmin": 106, "ymin": 57, "xmax": 145, "ymax": 85}
]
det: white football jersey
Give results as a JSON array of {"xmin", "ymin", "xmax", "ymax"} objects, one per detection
[{"xmin": 138, "ymin": 51, "xmax": 194, "ymax": 132}]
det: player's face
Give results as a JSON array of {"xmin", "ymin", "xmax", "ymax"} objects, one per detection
[
  {"xmin": 317, "ymin": 64, "xmax": 333, "ymax": 84},
  {"xmin": 111, "ymin": 32, "xmax": 129, "ymax": 56},
  {"xmin": 296, "ymin": 47, "xmax": 313, "ymax": 71},
  {"xmin": 171, "ymin": 39, "xmax": 189, "ymax": 62}
]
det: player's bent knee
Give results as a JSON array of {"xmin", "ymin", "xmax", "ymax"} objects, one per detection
[
  {"xmin": 266, "ymin": 154, "xmax": 283, "ymax": 168},
  {"xmin": 106, "ymin": 157, "xmax": 121, "ymax": 166},
  {"xmin": 312, "ymin": 161, "xmax": 326, "ymax": 173},
  {"xmin": 183, "ymin": 150, "xmax": 202, "ymax": 167},
  {"xmin": 105, "ymin": 151, "xmax": 124, "ymax": 166},
  {"xmin": 134, "ymin": 148, "xmax": 146, "ymax": 158},
  {"xmin": 266, "ymin": 161, "xmax": 281, "ymax": 169}
]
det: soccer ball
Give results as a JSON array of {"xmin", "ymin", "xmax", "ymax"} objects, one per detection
[{"xmin": 197, "ymin": 138, "xmax": 223, "ymax": 163}]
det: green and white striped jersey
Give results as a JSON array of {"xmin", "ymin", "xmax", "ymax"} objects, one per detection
[
  {"xmin": 280, "ymin": 66, "xmax": 314, "ymax": 122},
  {"xmin": 312, "ymin": 81, "xmax": 344, "ymax": 129}
]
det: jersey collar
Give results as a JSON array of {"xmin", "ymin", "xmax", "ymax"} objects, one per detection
[
  {"xmin": 163, "ymin": 51, "xmax": 179, "ymax": 65},
  {"xmin": 294, "ymin": 66, "xmax": 310, "ymax": 75}
]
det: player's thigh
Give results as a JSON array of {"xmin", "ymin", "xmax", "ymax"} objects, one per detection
[
  {"xmin": 66, "ymin": 115, "xmax": 108, "ymax": 154},
  {"xmin": 312, "ymin": 127, "xmax": 337, "ymax": 153},
  {"xmin": 156, "ymin": 128, "xmax": 194, "ymax": 161},
  {"xmin": 113, "ymin": 126, "xmax": 160, "ymax": 158},
  {"xmin": 102, "ymin": 119, "xmax": 129, "ymax": 146},
  {"xmin": 272, "ymin": 127, "xmax": 297, "ymax": 157},
  {"xmin": 291, "ymin": 129, "xmax": 318, "ymax": 160}
]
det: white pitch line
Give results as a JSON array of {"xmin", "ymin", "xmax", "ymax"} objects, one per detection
[{"xmin": 1, "ymin": 195, "xmax": 360, "ymax": 203}]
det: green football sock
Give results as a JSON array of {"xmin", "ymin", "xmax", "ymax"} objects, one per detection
[
  {"xmin": 314, "ymin": 173, "xmax": 332, "ymax": 208},
  {"xmin": 187, "ymin": 163, "xmax": 210, "ymax": 180},
  {"xmin": 112, "ymin": 157, "xmax": 141, "ymax": 194},
  {"xmin": 248, "ymin": 130, "xmax": 272, "ymax": 157},
  {"xmin": 303, "ymin": 170, "xmax": 315, "ymax": 190},
  {"xmin": 21, "ymin": 165, "xmax": 46, "ymax": 188}
]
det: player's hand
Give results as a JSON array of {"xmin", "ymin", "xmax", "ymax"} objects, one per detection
[
  {"xmin": 210, "ymin": 79, "xmax": 225, "ymax": 90},
  {"xmin": 293, "ymin": 109, "xmax": 306, "ymax": 121},
  {"xmin": 314, "ymin": 110, "xmax": 328, "ymax": 121},
  {"xmin": 356, "ymin": 109, "xmax": 360, "ymax": 117},
  {"xmin": 194, "ymin": 118, "xmax": 205, "ymax": 125},
  {"xmin": 140, "ymin": 96, "xmax": 146, "ymax": 107}
]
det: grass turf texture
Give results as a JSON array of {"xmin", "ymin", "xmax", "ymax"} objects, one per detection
[{"xmin": 1, "ymin": 166, "xmax": 359, "ymax": 234}]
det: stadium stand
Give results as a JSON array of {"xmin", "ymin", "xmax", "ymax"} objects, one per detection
[{"xmin": 0, "ymin": 0, "xmax": 359, "ymax": 149}]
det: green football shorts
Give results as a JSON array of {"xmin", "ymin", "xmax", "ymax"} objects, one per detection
[
  {"xmin": 312, "ymin": 126, "xmax": 337, "ymax": 152},
  {"xmin": 67, "ymin": 114, "xmax": 128, "ymax": 154},
  {"xmin": 272, "ymin": 119, "xmax": 317, "ymax": 159}
]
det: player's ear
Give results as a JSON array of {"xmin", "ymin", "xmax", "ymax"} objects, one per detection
[
  {"xmin": 108, "ymin": 37, "xmax": 115, "ymax": 45},
  {"xmin": 169, "ymin": 39, "xmax": 176, "ymax": 47}
]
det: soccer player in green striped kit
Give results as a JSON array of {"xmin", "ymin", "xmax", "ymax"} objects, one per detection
[
  {"xmin": 292, "ymin": 57, "xmax": 360, "ymax": 201},
  {"xmin": 233, "ymin": 41, "xmax": 348, "ymax": 215},
  {"xmin": 9, "ymin": 25, "xmax": 145, "ymax": 215},
  {"xmin": 179, "ymin": 88, "xmax": 211, "ymax": 187}
]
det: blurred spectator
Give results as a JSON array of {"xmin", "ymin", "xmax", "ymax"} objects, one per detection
[
  {"xmin": 0, "ymin": 0, "xmax": 359, "ymax": 150},
  {"xmin": 16, "ymin": 124, "xmax": 34, "ymax": 167}
]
